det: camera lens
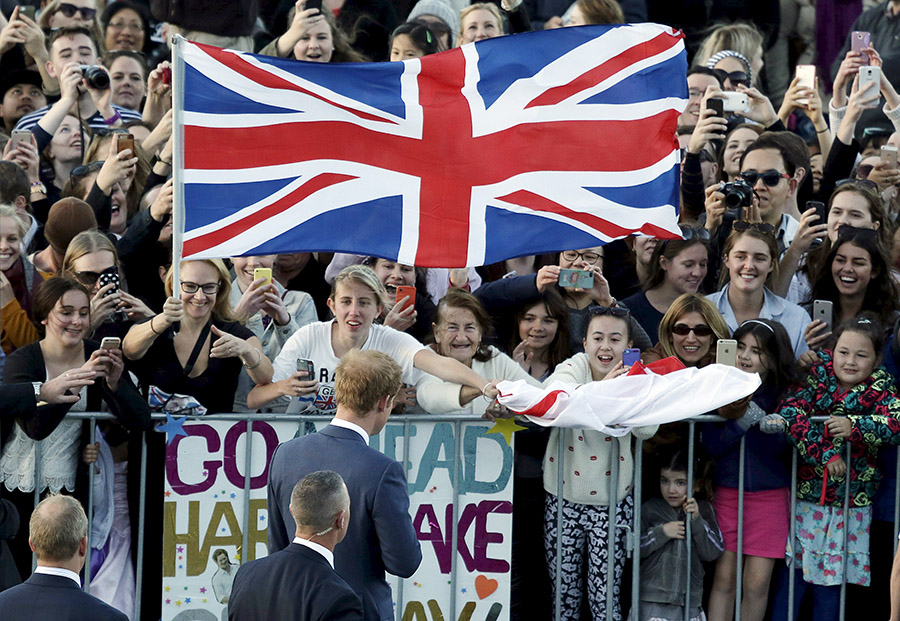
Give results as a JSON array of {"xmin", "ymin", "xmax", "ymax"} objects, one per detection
[{"xmin": 80, "ymin": 65, "xmax": 110, "ymax": 90}]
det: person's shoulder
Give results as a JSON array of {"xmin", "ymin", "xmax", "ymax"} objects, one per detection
[
  {"xmin": 112, "ymin": 104, "xmax": 143, "ymax": 122},
  {"xmin": 12, "ymin": 106, "xmax": 49, "ymax": 131}
]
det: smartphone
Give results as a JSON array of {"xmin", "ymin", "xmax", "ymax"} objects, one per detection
[
  {"xmin": 10, "ymin": 129, "xmax": 31, "ymax": 149},
  {"xmin": 296, "ymin": 358, "xmax": 315, "ymax": 379},
  {"xmin": 18, "ymin": 5, "xmax": 35, "ymax": 20},
  {"xmin": 558, "ymin": 268, "xmax": 594, "ymax": 289},
  {"xmin": 305, "ymin": 0, "xmax": 323, "ymax": 11},
  {"xmin": 858, "ymin": 66, "xmax": 881, "ymax": 107},
  {"xmin": 705, "ymin": 98, "xmax": 724, "ymax": 118},
  {"xmin": 882, "ymin": 145, "xmax": 899, "ymax": 168},
  {"xmin": 395, "ymin": 285, "xmax": 416, "ymax": 312},
  {"xmin": 813, "ymin": 299, "xmax": 833, "ymax": 333},
  {"xmin": 622, "ymin": 348, "xmax": 641, "ymax": 367},
  {"xmin": 720, "ymin": 91, "xmax": 750, "ymax": 114},
  {"xmin": 100, "ymin": 336, "xmax": 121, "ymax": 350},
  {"xmin": 253, "ymin": 267, "xmax": 273, "ymax": 285},
  {"xmin": 716, "ymin": 339, "xmax": 737, "ymax": 367},
  {"xmin": 852, "ymin": 31, "xmax": 871, "ymax": 64},
  {"xmin": 116, "ymin": 133, "xmax": 135, "ymax": 155},
  {"xmin": 98, "ymin": 267, "xmax": 119, "ymax": 297},
  {"xmin": 160, "ymin": 66, "xmax": 172, "ymax": 85},
  {"xmin": 806, "ymin": 200, "xmax": 827, "ymax": 223},
  {"xmin": 795, "ymin": 64, "xmax": 816, "ymax": 105}
]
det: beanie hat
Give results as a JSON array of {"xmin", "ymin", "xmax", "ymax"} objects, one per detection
[
  {"xmin": 44, "ymin": 198, "xmax": 97, "ymax": 255},
  {"xmin": 408, "ymin": 0, "xmax": 460, "ymax": 44}
]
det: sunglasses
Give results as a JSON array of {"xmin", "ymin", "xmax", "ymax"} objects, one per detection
[
  {"xmin": 732, "ymin": 221, "xmax": 776, "ymax": 235},
  {"xmin": 73, "ymin": 270, "xmax": 103, "ymax": 286},
  {"xmin": 71, "ymin": 161, "xmax": 104, "ymax": 177},
  {"xmin": 856, "ymin": 164, "xmax": 874, "ymax": 179},
  {"xmin": 740, "ymin": 170, "xmax": 791, "ymax": 187},
  {"xmin": 58, "ymin": 3, "xmax": 97, "ymax": 19},
  {"xmin": 672, "ymin": 323, "xmax": 714, "ymax": 337},
  {"xmin": 836, "ymin": 178, "xmax": 878, "ymax": 191},
  {"xmin": 588, "ymin": 305, "xmax": 630, "ymax": 318},
  {"xmin": 712, "ymin": 69, "xmax": 750, "ymax": 87}
]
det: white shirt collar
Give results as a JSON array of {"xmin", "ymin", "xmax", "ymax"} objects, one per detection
[
  {"xmin": 34, "ymin": 566, "xmax": 81, "ymax": 586},
  {"xmin": 292, "ymin": 536, "xmax": 335, "ymax": 568},
  {"xmin": 330, "ymin": 418, "xmax": 369, "ymax": 442}
]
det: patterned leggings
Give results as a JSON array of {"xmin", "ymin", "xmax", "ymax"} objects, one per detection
[{"xmin": 544, "ymin": 493, "xmax": 634, "ymax": 621}]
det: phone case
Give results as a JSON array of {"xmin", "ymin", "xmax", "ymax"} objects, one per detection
[
  {"xmin": 117, "ymin": 135, "xmax": 134, "ymax": 153},
  {"xmin": 395, "ymin": 286, "xmax": 416, "ymax": 311},
  {"xmin": 98, "ymin": 270, "xmax": 119, "ymax": 297},
  {"xmin": 716, "ymin": 340, "xmax": 737, "ymax": 366},
  {"xmin": 795, "ymin": 65, "xmax": 815, "ymax": 104},
  {"xmin": 622, "ymin": 348, "xmax": 640, "ymax": 367},
  {"xmin": 882, "ymin": 146, "xmax": 898, "ymax": 168},
  {"xmin": 296, "ymin": 359, "xmax": 315, "ymax": 379},
  {"xmin": 858, "ymin": 66, "xmax": 880, "ymax": 100},
  {"xmin": 253, "ymin": 268, "xmax": 272, "ymax": 284},
  {"xmin": 813, "ymin": 300, "xmax": 833, "ymax": 331},
  {"xmin": 852, "ymin": 31, "xmax": 871, "ymax": 64}
]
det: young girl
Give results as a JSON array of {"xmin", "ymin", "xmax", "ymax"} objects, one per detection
[
  {"xmin": 702, "ymin": 319, "xmax": 797, "ymax": 621},
  {"xmin": 543, "ymin": 306, "xmax": 658, "ymax": 621},
  {"xmin": 388, "ymin": 21, "xmax": 444, "ymax": 61},
  {"xmin": 637, "ymin": 448, "xmax": 724, "ymax": 621},
  {"xmin": 769, "ymin": 314, "xmax": 900, "ymax": 621}
]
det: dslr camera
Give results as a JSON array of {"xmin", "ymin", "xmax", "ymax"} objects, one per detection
[
  {"xmin": 719, "ymin": 179, "xmax": 754, "ymax": 209},
  {"xmin": 79, "ymin": 65, "xmax": 109, "ymax": 90}
]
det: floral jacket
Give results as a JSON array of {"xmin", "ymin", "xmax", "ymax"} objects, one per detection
[{"xmin": 777, "ymin": 350, "xmax": 900, "ymax": 507}]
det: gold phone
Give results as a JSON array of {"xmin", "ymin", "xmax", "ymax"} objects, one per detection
[{"xmin": 253, "ymin": 267, "xmax": 273, "ymax": 285}]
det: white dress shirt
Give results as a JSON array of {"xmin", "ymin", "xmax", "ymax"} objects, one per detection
[
  {"xmin": 34, "ymin": 566, "xmax": 81, "ymax": 586},
  {"xmin": 330, "ymin": 418, "xmax": 369, "ymax": 443},
  {"xmin": 293, "ymin": 536, "xmax": 335, "ymax": 568}
]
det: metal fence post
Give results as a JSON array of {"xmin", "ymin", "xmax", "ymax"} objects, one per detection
[
  {"xmin": 684, "ymin": 422, "xmax": 694, "ymax": 621},
  {"xmin": 450, "ymin": 420, "xmax": 461, "ymax": 621},
  {"xmin": 84, "ymin": 418, "xmax": 96, "ymax": 593},
  {"xmin": 606, "ymin": 437, "xmax": 619, "ymax": 618},
  {"xmin": 555, "ymin": 433, "xmax": 564, "ymax": 621},
  {"xmin": 788, "ymin": 449, "xmax": 797, "ymax": 618},
  {"xmin": 397, "ymin": 418, "xmax": 411, "ymax": 620},
  {"xmin": 32, "ymin": 439, "xmax": 43, "ymax": 572},
  {"xmin": 839, "ymin": 441, "xmax": 851, "ymax": 621},
  {"xmin": 135, "ymin": 429, "xmax": 147, "ymax": 619},
  {"xmin": 735, "ymin": 435, "xmax": 745, "ymax": 621},
  {"xmin": 632, "ymin": 439, "xmax": 643, "ymax": 621},
  {"xmin": 241, "ymin": 419, "xmax": 254, "ymax": 566}
]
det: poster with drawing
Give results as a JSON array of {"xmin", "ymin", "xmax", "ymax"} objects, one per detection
[{"xmin": 161, "ymin": 418, "xmax": 513, "ymax": 620}]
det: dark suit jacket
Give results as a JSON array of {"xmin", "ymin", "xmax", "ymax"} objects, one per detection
[
  {"xmin": 228, "ymin": 543, "xmax": 363, "ymax": 620},
  {"xmin": 0, "ymin": 572, "xmax": 128, "ymax": 620},
  {"xmin": 267, "ymin": 424, "xmax": 422, "ymax": 621}
]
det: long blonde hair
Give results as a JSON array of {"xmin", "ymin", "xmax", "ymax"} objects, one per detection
[
  {"xmin": 61, "ymin": 229, "xmax": 119, "ymax": 277},
  {"xmin": 694, "ymin": 22, "xmax": 763, "ymax": 72}
]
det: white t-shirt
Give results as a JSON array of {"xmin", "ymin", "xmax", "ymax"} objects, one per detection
[{"xmin": 273, "ymin": 320, "xmax": 426, "ymax": 414}]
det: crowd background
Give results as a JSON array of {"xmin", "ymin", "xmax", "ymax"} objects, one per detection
[{"xmin": 3, "ymin": 0, "xmax": 900, "ymax": 620}]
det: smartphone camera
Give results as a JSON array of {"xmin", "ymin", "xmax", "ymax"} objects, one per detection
[{"xmin": 79, "ymin": 65, "xmax": 109, "ymax": 90}]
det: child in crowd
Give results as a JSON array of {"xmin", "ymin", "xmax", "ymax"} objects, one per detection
[
  {"xmin": 542, "ymin": 306, "xmax": 658, "ymax": 621},
  {"xmin": 767, "ymin": 314, "xmax": 900, "ymax": 621},
  {"xmin": 703, "ymin": 319, "xmax": 797, "ymax": 621},
  {"xmin": 388, "ymin": 21, "xmax": 444, "ymax": 61},
  {"xmin": 636, "ymin": 448, "xmax": 724, "ymax": 621}
]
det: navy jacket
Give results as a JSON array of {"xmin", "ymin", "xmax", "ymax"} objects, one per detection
[
  {"xmin": 267, "ymin": 425, "xmax": 422, "ymax": 620},
  {"xmin": 0, "ymin": 572, "xmax": 128, "ymax": 620},
  {"xmin": 229, "ymin": 543, "xmax": 363, "ymax": 620}
]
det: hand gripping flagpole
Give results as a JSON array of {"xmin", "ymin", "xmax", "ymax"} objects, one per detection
[{"xmin": 171, "ymin": 35, "xmax": 186, "ymax": 333}]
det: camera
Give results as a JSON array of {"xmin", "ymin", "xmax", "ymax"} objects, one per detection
[
  {"xmin": 720, "ymin": 179, "xmax": 754, "ymax": 209},
  {"xmin": 79, "ymin": 65, "xmax": 109, "ymax": 90}
]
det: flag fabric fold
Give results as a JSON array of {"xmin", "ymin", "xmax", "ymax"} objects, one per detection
[
  {"xmin": 496, "ymin": 363, "xmax": 761, "ymax": 436},
  {"xmin": 174, "ymin": 24, "xmax": 687, "ymax": 267}
]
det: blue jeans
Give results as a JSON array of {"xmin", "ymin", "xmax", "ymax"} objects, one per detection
[{"xmin": 771, "ymin": 565, "xmax": 842, "ymax": 621}]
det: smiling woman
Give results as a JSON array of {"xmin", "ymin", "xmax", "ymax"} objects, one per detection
[{"xmin": 104, "ymin": 50, "xmax": 146, "ymax": 111}]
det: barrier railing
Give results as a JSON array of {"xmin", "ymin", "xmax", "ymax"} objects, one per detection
[{"xmin": 12, "ymin": 411, "xmax": 893, "ymax": 620}]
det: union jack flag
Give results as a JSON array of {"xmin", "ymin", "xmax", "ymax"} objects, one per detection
[{"xmin": 174, "ymin": 24, "xmax": 686, "ymax": 268}]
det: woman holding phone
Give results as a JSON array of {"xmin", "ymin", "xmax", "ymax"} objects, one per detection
[
  {"xmin": 259, "ymin": 0, "xmax": 367, "ymax": 63},
  {"xmin": 1, "ymin": 276, "xmax": 150, "ymax": 577},
  {"xmin": 248, "ymin": 265, "xmax": 500, "ymax": 413}
]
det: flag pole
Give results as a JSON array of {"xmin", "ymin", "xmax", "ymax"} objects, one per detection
[{"xmin": 171, "ymin": 35, "xmax": 185, "ymax": 325}]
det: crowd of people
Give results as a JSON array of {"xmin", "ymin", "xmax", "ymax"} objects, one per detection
[{"xmin": 3, "ymin": 0, "xmax": 900, "ymax": 620}]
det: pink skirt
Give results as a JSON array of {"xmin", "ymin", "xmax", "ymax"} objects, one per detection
[{"xmin": 713, "ymin": 486, "xmax": 790, "ymax": 559}]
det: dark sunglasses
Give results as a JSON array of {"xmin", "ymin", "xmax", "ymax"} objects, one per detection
[
  {"xmin": 588, "ymin": 305, "xmax": 630, "ymax": 319},
  {"xmin": 740, "ymin": 170, "xmax": 791, "ymax": 187},
  {"xmin": 836, "ymin": 178, "xmax": 878, "ymax": 191},
  {"xmin": 856, "ymin": 164, "xmax": 875, "ymax": 179},
  {"xmin": 732, "ymin": 221, "xmax": 776, "ymax": 235},
  {"xmin": 58, "ymin": 3, "xmax": 97, "ymax": 19},
  {"xmin": 672, "ymin": 323, "xmax": 714, "ymax": 337},
  {"xmin": 73, "ymin": 270, "xmax": 103, "ymax": 286},
  {"xmin": 712, "ymin": 69, "xmax": 750, "ymax": 87},
  {"xmin": 71, "ymin": 161, "xmax": 104, "ymax": 177}
]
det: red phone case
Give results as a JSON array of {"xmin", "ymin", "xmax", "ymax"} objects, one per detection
[{"xmin": 396, "ymin": 286, "xmax": 416, "ymax": 311}]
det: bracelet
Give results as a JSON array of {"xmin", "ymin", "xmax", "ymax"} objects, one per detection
[
  {"xmin": 102, "ymin": 110, "xmax": 121, "ymax": 125},
  {"xmin": 816, "ymin": 126, "xmax": 830, "ymax": 134},
  {"xmin": 149, "ymin": 315, "xmax": 162, "ymax": 335},
  {"xmin": 157, "ymin": 157, "xmax": 172, "ymax": 166},
  {"xmin": 243, "ymin": 347, "xmax": 263, "ymax": 370},
  {"xmin": 30, "ymin": 181, "xmax": 47, "ymax": 194}
]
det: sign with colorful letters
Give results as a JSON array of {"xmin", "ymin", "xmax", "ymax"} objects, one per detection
[{"xmin": 162, "ymin": 419, "xmax": 513, "ymax": 620}]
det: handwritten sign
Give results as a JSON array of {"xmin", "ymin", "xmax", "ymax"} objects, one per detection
[{"xmin": 161, "ymin": 419, "xmax": 513, "ymax": 620}]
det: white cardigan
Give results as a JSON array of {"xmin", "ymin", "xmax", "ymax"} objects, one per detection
[{"xmin": 542, "ymin": 353, "xmax": 658, "ymax": 506}]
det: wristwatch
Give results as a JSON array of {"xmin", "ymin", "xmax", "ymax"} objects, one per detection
[{"xmin": 32, "ymin": 382, "xmax": 42, "ymax": 400}]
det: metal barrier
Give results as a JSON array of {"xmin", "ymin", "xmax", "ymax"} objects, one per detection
[{"xmin": 12, "ymin": 411, "xmax": 895, "ymax": 621}]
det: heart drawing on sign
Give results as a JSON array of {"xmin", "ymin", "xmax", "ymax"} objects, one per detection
[{"xmin": 474, "ymin": 575, "xmax": 498, "ymax": 599}]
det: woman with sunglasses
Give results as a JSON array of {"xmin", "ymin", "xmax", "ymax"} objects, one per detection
[
  {"xmin": 39, "ymin": 0, "xmax": 102, "ymax": 34},
  {"xmin": 622, "ymin": 228, "xmax": 711, "ymax": 346},
  {"xmin": 803, "ymin": 227, "xmax": 900, "ymax": 350},
  {"xmin": 61, "ymin": 230, "xmax": 154, "ymax": 336},
  {"xmin": 1, "ymin": 276, "xmax": 150, "ymax": 578},
  {"xmin": 643, "ymin": 292, "xmax": 730, "ymax": 367},
  {"xmin": 707, "ymin": 224, "xmax": 811, "ymax": 357},
  {"xmin": 695, "ymin": 23, "xmax": 764, "ymax": 89},
  {"xmin": 124, "ymin": 259, "xmax": 273, "ymax": 414}
]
